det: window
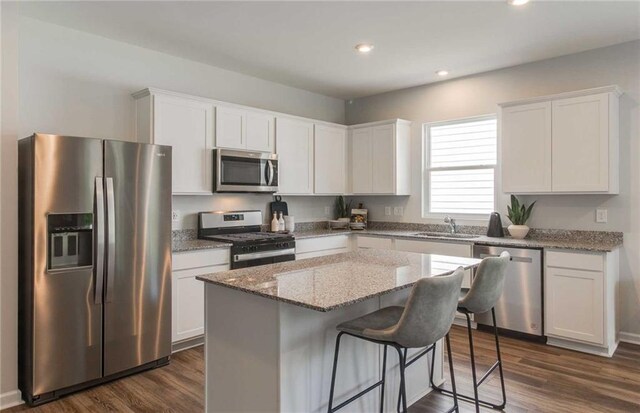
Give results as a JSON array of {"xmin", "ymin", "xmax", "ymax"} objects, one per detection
[{"xmin": 424, "ymin": 116, "xmax": 497, "ymax": 216}]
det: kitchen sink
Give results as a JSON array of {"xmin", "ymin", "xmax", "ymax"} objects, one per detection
[{"xmin": 412, "ymin": 232, "xmax": 479, "ymax": 239}]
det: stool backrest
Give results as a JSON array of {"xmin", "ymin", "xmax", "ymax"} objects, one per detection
[
  {"xmin": 392, "ymin": 268, "xmax": 465, "ymax": 348},
  {"xmin": 459, "ymin": 251, "xmax": 510, "ymax": 314}
]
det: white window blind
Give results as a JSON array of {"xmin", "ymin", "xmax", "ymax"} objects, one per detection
[{"xmin": 426, "ymin": 117, "xmax": 497, "ymax": 215}]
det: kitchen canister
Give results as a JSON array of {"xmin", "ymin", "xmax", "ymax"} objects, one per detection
[{"xmin": 284, "ymin": 216, "xmax": 295, "ymax": 232}]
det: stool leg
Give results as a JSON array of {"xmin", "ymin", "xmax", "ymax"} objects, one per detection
[
  {"xmin": 380, "ymin": 345, "xmax": 388, "ymax": 413},
  {"xmin": 492, "ymin": 308, "xmax": 507, "ymax": 409},
  {"xmin": 395, "ymin": 347, "xmax": 408, "ymax": 413},
  {"xmin": 445, "ymin": 333, "xmax": 459, "ymax": 413},
  {"xmin": 327, "ymin": 332, "xmax": 344, "ymax": 413},
  {"xmin": 465, "ymin": 313, "xmax": 480, "ymax": 413},
  {"xmin": 397, "ymin": 348, "xmax": 408, "ymax": 413}
]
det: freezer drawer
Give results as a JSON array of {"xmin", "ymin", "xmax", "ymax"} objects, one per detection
[{"xmin": 473, "ymin": 245, "xmax": 543, "ymax": 336}]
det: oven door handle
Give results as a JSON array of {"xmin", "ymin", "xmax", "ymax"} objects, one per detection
[{"xmin": 234, "ymin": 248, "xmax": 295, "ymax": 262}]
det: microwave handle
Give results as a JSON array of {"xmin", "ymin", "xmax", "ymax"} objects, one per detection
[{"xmin": 266, "ymin": 160, "xmax": 275, "ymax": 185}]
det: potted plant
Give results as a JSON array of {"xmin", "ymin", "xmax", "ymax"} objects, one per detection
[
  {"xmin": 334, "ymin": 196, "xmax": 352, "ymax": 222},
  {"xmin": 506, "ymin": 195, "xmax": 536, "ymax": 239}
]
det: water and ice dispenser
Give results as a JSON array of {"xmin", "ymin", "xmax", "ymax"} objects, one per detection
[{"xmin": 47, "ymin": 213, "xmax": 93, "ymax": 271}]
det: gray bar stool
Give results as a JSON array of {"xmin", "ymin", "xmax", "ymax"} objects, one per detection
[
  {"xmin": 327, "ymin": 268, "xmax": 465, "ymax": 413},
  {"xmin": 430, "ymin": 251, "xmax": 510, "ymax": 413}
]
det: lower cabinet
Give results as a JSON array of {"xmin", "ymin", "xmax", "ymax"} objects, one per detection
[
  {"xmin": 295, "ymin": 235, "xmax": 351, "ymax": 260},
  {"xmin": 544, "ymin": 249, "xmax": 619, "ymax": 357},
  {"xmin": 172, "ymin": 249, "xmax": 230, "ymax": 345}
]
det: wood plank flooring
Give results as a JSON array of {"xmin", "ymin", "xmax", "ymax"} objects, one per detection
[{"xmin": 5, "ymin": 326, "xmax": 640, "ymax": 412}]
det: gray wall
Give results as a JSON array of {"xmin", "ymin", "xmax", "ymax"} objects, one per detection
[
  {"xmin": 0, "ymin": 12, "xmax": 345, "ymax": 400},
  {"xmin": 346, "ymin": 41, "xmax": 640, "ymax": 336}
]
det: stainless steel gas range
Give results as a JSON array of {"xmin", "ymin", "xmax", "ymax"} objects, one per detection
[{"xmin": 198, "ymin": 210, "xmax": 295, "ymax": 269}]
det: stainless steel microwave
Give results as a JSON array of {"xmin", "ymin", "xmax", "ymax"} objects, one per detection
[{"xmin": 214, "ymin": 149, "xmax": 278, "ymax": 193}]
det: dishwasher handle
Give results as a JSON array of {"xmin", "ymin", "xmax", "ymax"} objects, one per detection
[{"xmin": 477, "ymin": 253, "xmax": 530, "ymax": 263}]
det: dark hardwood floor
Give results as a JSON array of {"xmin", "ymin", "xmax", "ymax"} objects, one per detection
[{"xmin": 6, "ymin": 326, "xmax": 640, "ymax": 412}]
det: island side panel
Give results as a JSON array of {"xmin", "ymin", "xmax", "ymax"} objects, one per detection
[
  {"xmin": 279, "ymin": 298, "xmax": 382, "ymax": 413},
  {"xmin": 205, "ymin": 284, "xmax": 280, "ymax": 413},
  {"xmin": 380, "ymin": 289, "xmax": 442, "ymax": 410}
]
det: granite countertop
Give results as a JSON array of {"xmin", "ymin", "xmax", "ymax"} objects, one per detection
[
  {"xmin": 172, "ymin": 238, "xmax": 232, "ymax": 253},
  {"xmin": 292, "ymin": 228, "xmax": 622, "ymax": 253},
  {"xmin": 196, "ymin": 249, "xmax": 481, "ymax": 312}
]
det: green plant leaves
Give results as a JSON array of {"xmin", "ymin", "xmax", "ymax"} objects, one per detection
[{"xmin": 507, "ymin": 195, "xmax": 535, "ymax": 225}]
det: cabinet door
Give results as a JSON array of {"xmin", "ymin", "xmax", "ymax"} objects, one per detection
[
  {"xmin": 545, "ymin": 267, "xmax": 604, "ymax": 345},
  {"xmin": 351, "ymin": 128, "xmax": 373, "ymax": 194},
  {"xmin": 215, "ymin": 106, "xmax": 245, "ymax": 149},
  {"xmin": 154, "ymin": 94, "xmax": 213, "ymax": 194},
  {"xmin": 172, "ymin": 268, "xmax": 205, "ymax": 343},
  {"xmin": 276, "ymin": 118, "xmax": 314, "ymax": 194},
  {"xmin": 245, "ymin": 111, "xmax": 275, "ymax": 153},
  {"xmin": 371, "ymin": 124, "xmax": 395, "ymax": 194},
  {"xmin": 314, "ymin": 125, "xmax": 346, "ymax": 194},
  {"xmin": 172, "ymin": 264, "xmax": 229, "ymax": 343},
  {"xmin": 552, "ymin": 93, "xmax": 609, "ymax": 192},
  {"xmin": 501, "ymin": 102, "xmax": 552, "ymax": 193}
]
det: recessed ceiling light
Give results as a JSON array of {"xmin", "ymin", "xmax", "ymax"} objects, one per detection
[
  {"xmin": 355, "ymin": 43, "xmax": 374, "ymax": 53},
  {"xmin": 436, "ymin": 70, "xmax": 449, "ymax": 77},
  {"xmin": 508, "ymin": 0, "xmax": 530, "ymax": 5}
]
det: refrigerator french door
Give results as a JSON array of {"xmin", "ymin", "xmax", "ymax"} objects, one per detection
[{"xmin": 18, "ymin": 134, "xmax": 172, "ymax": 405}]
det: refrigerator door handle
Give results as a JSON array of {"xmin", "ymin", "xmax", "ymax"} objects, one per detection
[
  {"xmin": 105, "ymin": 177, "xmax": 116, "ymax": 303},
  {"xmin": 95, "ymin": 177, "xmax": 105, "ymax": 305}
]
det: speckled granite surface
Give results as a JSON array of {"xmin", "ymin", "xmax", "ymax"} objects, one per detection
[
  {"xmin": 173, "ymin": 221, "xmax": 623, "ymax": 253},
  {"xmin": 196, "ymin": 249, "xmax": 481, "ymax": 312},
  {"xmin": 172, "ymin": 229, "xmax": 231, "ymax": 252}
]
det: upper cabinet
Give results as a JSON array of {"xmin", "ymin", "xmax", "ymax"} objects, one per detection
[
  {"xmin": 314, "ymin": 124, "xmax": 347, "ymax": 194},
  {"xmin": 215, "ymin": 106, "xmax": 275, "ymax": 153},
  {"xmin": 350, "ymin": 120, "xmax": 411, "ymax": 195},
  {"xmin": 276, "ymin": 117, "xmax": 314, "ymax": 194},
  {"xmin": 134, "ymin": 90, "xmax": 214, "ymax": 195},
  {"xmin": 500, "ymin": 86, "xmax": 620, "ymax": 194}
]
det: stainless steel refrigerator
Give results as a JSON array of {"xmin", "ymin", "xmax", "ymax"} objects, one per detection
[{"xmin": 18, "ymin": 134, "xmax": 172, "ymax": 405}]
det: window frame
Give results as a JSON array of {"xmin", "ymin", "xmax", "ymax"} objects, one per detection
[{"xmin": 422, "ymin": 114, "xmax": 498, "ymax": 220}]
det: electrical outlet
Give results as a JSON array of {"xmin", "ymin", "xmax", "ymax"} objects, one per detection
[
  {"xmin": 596, "ymin": 209, "xmax": 608, "ymax": 223},
  {"xmin": 393, "ymin": 207, "xmax": 404, "ymax": 216},
  {"xmin": 385, "ymin": 207, "xmax": 392, "ymax": 216},
  {"xmin": 324, "ymin": 206, "xmax": 331, "ymax": 216},
  {"xmin": 172, "ymin": 210, "xmax": 180, "ymax": 222}
]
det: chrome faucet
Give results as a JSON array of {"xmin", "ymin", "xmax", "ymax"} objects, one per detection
[{"xmin": 444, "ymin": 216, "xmax": 457, "ymax": 234}]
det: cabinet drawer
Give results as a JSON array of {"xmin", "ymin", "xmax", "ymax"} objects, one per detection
[
  {"xmin": 546, "ymin": 250, "xmax": 603, "ymax": 272},
  {"xmin": 296, "ymin": 235, "xmax": 350, "ymax": 254},
  {"xmin": 173, "ymin": 248, "xmax": 230, "ymax": 271},
  {"xmin": 394, "ymin": 239, "xmax": 471, "ymax": 257},
  {"xmin": 356, "ymin": 235, "xmax": 394, "ymax": 249}
]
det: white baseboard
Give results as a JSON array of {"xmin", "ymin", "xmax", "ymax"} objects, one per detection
[
  {"xmin": 620, "ymin": 331, "xmax": 640, "ymax": 346},
  {"xmin": 546, "ymin": 337, "xmax": 617, "ymax": 358},
  {"xmin": 0, "ymin": 390, "xmax": 23, "ymax": 410}
]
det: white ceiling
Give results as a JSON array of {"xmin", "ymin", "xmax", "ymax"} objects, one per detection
[{"xmin": 17, "ymin": 1, "xmax": 640, "ymax": 100}]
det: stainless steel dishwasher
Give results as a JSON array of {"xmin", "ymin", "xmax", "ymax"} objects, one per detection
[{"xmin": 473, "ymin": 245, "xmax": 543, "ymax": 339}]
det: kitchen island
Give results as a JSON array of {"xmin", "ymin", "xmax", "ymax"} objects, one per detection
[{"xmin": 197, "ymin": 249, "xmax": 481, "ymax": 413}]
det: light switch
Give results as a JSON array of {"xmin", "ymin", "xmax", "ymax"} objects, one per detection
[
  {"xmin": 172, "ymin": 210, "xmax": 181, "ymax": 222},
  {"xmin": 385, "ymin": 207, "xmax": 392, "ymax": 216},
  {"xmin": 596, "ymin": 209, "xmax": 607, "ymax": 223},
  {"xmin": 324, "ymin": 206, "xmax": 331, "ymax": 216}
]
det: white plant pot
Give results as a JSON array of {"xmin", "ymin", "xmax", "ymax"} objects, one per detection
[{"xmin": 508, "ymin": 224, "xmax": 530, "ymax": 239}]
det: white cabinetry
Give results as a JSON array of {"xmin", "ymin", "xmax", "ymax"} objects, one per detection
[
  {"xmin": 544, "ymin": 249, "xmax": 619, "ymax": 357},
  {"xmin": 172, "ymin": 249, "xmax": 230, "ymax": 346},
  {"xmin": 215, "ymin": 106, "xmax": 275, "ymax": 152},
  {"xmin": 314, "ymin": 124, "xmax": 347, "ymax": 194},
  {"xmin": 134, "ymin": 90, "xmax": 214, "ymax": 195},
  {"xmin": 350, "ymin": 120, "xmax": 411, "ymax": 195},
  {"xmin": 500, "ymin": 86, "xmax": 620, "ymax": 194},
  {"xmin": 276, "ymin": 117, "xmax": 314, "ymax": 194},
  {"xmin": 295, "ymin": 235, "xmax": 351, "ymax": 260}
]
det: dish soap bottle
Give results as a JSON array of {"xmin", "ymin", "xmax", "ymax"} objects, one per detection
[
  {"xmin": 278, "ymin": 212, "xmax": 285, "ymax": 232},
  {"xmin": 271, "ymin": 212, "xmax": 279, "ymax": 232}
]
